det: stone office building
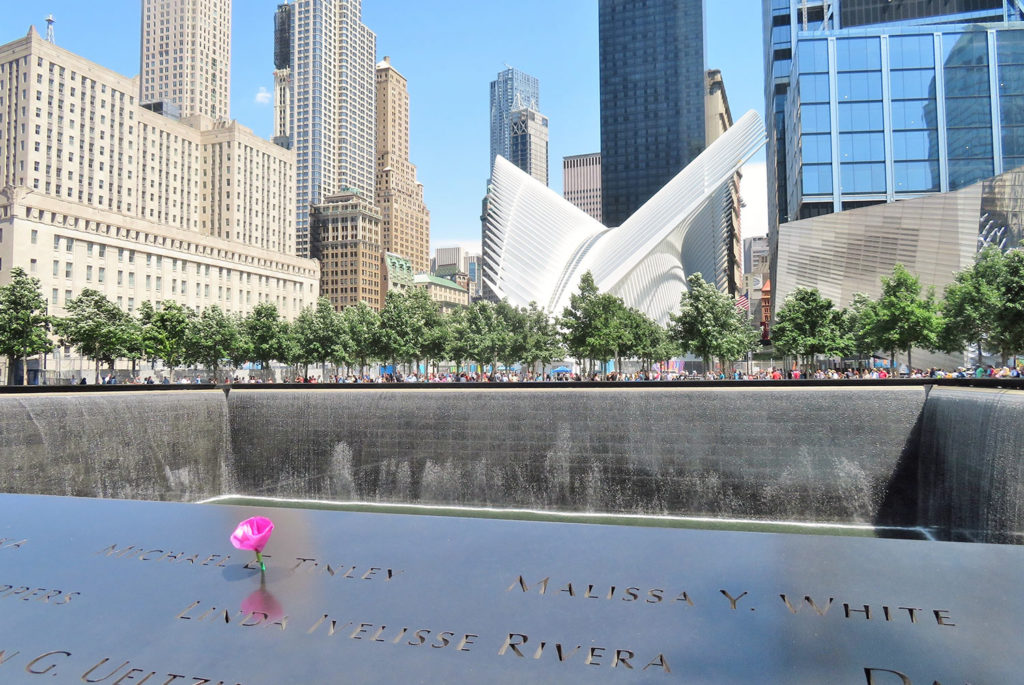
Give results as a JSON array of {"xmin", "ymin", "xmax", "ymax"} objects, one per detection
[{"xmin": 0, "ymin": 29, "xmax": 319, "ymax": 318}]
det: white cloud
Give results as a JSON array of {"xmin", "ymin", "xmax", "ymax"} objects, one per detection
[
  {"xmin": 739, "ymin": 161, "xmax": 768, "ymax": 238},
  {"xmin": 254, "ymin": 86, "xmax": 271, "ymax": 106}
]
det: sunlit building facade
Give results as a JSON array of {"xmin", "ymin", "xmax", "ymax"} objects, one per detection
[{"xmin": 764, "ymin": 0, "xmax": 1024, "ymax": 240}]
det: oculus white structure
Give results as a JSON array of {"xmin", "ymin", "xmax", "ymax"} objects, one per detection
[{"xmin": 483, "ymin": 111, "xmax": 766, "ymax": 325}]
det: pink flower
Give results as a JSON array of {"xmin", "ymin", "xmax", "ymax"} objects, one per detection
[{"xmin": 230, "ymin": 516, "xmax": 274, "ymax": 553}]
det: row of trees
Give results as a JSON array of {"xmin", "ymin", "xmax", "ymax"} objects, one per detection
[
  {"xmin": 0, "ymin": 266, "xmax": 758, "ymax": 384},
  {"xmin": 772, "ymin": 248, "xmax": 1024, "ymax": 370},
  {"xmin": 5, "ymin": 249, "xmax": 1017, "ymax": 384}
]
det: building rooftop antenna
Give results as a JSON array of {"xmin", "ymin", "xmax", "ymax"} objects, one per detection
[{"xmin": 45, "ymin": 14, "xmax": 55, "ymax": 44}]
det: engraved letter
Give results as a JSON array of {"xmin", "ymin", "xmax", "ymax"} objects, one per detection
[
  {"xmin": 176, "ymin": 601, "xmax": 201, "ymax": 620},
  {"xmin": 350, "ymin": 623, "xmax": 373, "ymax": 640},
  {"xmin": 555, "ymin": 644, "xmax": 581, "ymax": 662},
  {"xmin": 613, "ymin": 650, "xmax": 634, "ymax": 669},
  {"xmin": 720, "ymin": 590, "xmax": 749, "ymax": 610},
  {"xmin": 456, "ymin": 634, "xmax": 477, "ymax": 652},
  {"xmin": 407, "ymin": 629, "xmax": 431, "ymax": 646},
  {"xmin": 431, "ymin": 632, "xmax": 454, "ymax": 649},
  {"xmin": 646, "ymin": 589, "xmax": 664, "ymax": 604},
  {"xmin": 844, "ymin": 604, "xmax": 871, "ymax": 620},
  {"xmin": 585, "ymin": 647, "xmax": 605, "ymax": 666},
  {"xmin": 642, "ymin": 654, "xmax": 671, "ymax": 673},
  {"xmin": 82, "ymin": 658, "xmax": 132, "ymax": 682},
  {"xmin": 933, "ymin": 610, "xmax": 955, "ymax": 627},
  {"xmin": 25, "ymin": 650, "xmax": 70, "ymax": 675},
  {"xmin": 0, "ymin": 649, "xmax": 21, "ymax": 664},
  {"xmin": 898, "ymin": 607, "xmax": 921, "ymax": 624},
  {"xmin": 112, "ymin": 668, "xmax": 147, "ymax": 683},
  {"xmin": 498, "ymin": 634, "xmax": 528, "ymax": 657}
]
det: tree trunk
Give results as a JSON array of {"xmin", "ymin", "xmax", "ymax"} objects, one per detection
[
  {"xmin": 95, "ymin": 360, "xmax": 101, "ymax": 385},
  {"xmin": 978, "ymin": 340, "xmax": 984, "ymax": 368}
]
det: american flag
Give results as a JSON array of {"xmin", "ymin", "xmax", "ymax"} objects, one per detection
[{"xmin": 735, "ymin": 295, "xmax": 749, "ymax": 312}]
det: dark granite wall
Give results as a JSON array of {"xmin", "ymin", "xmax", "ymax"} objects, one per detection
[
  {"xmin": 0, "ymin": 385, "xmax": 1021, "ymax": 541},
  {"xmin": 918, "ymin": 387, "xmax": 1024, "ymax": 543},
  {"xmin": 0, "ymin": 390, "xmax": 227, "ymax": 501},
  {"xmin": 225, "ymin": 387, "xmax": 926, "ymax": 524}
]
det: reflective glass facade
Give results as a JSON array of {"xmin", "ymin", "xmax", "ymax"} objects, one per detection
[
  {"xmin": 765, "ymin": 0, "xmax": 1024, "ymax": 239},
  {"xmin": 489, "ymin": 68, "xmax": 540, "ymax": 178},
  {"xmin": 599, "ymin": 0, "xmax": 706, "ymax": 228}
]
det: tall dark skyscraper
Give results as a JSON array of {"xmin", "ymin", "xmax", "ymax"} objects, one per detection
[{"xmin": 599, "ymin": 0, "xmax": 707, "ymax": 228}]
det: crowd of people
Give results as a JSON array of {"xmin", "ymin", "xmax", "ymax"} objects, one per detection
[{"xmin": 71, "ymin": 363, "xmax": 1022, "ymax": 385}]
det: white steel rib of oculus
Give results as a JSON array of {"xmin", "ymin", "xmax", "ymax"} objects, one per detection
[{"xmin": 483, "ymin": 110, "xmax": 766, "ymax": 325}]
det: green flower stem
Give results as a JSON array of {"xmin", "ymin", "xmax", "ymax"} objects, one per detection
[{"xmin": 256, "ymin": 550, "xmax": 265, "ymax": 572}]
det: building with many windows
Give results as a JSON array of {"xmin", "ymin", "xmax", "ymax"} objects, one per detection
[
  {"xmin": 140, "ymin": 0, "xmax": 231, "ymax": 120},
  {"xmin": 508, "ymin": 107, "xmax": 549, "ymax": 186},
  {"xmin": 0, "ymin": 28, "xmax": 318, "ymax": 318},
  {"xmin": 704, "ymin": 68, "xmax": 743, "ymax": 295},
  {"xmin": 763, "ymin": 0, "xmax": 1024, "ymax": 279},
  {"xmin": 599, "ymin": 0, "xmax": 707, "ymax": 228},
  {"xmin": 489, "ymin": 67, "xmax": 542, "ymax": 181},
  {"xmin": 272, "ymin": 1, "xmax": 291, "ymax": 149},
  {"xmin": 563, "ymin": 152, "xmax": 602, "ymax": 223},
  {"xmin": 309, "ymin": 190, "xmax": 382, "ymax": 310},
  {"xmin": 375, "ymin": 56, "xmax": 430, "ymax": 275},
  {"xmin": 413, "ymin": 273, "xmax": 469, "ymax": 312},
  {"xmin": 276, "ymin": 0, "xmax": 377, "ymax": 258}
]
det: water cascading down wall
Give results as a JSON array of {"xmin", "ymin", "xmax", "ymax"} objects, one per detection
[{"xmin": 0, "ymin": 385, "xmax": 1020, "ymax": 543}]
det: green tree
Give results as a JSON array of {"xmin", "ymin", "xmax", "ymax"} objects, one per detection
[
  {"xmin": 464, "ymin": 300, "xmax": 505, "ymax": 377},
  {"xmin": 669, "ymin": 273, "xmax": 756, "ymax": 372},
  {"xmin": 938, "ymin": 246, "xmax": 1005, "ymax": 364},
  {"xmin": 520, "ymin": 302, "xmax": 563, "ymax": 378},
  {"xmin": 138, "ymin": 300, "xmax": 194, "ymax": 376},
  {"xmin": 376, "ymin": 290, "xmax": 429, "ymax": 374},
  {"xmin": 293, "ymin": 298, "xmax": 347, "ymax": 377},
  {"xmin": 625, "ymin": 308, "xmax": 673, "ymax": 374},
  {"xmin": 844, "ymin": 292, "xmax": 879, "ymax": 359},
  {"xmin": 54, "ymin": 289, "xmax": 133, "ymax": 383},
  {"xmin": 340, "ymin": 301, "xmax": 380, "ymax": 378},
  {"xmin": 242, "ymin": 303, "xmax": 290, "ymax": 374},
  {"xmin": 184, "ymin": 305, "xmax": 241, "ymax": 380},
  {"xmin": 772, "ymin": 288, "xmax": 853, "ymax": 371},
  {"xmin": 495, "ymin": 299, "xmax": 527, "ymax": 373},
  {"xmin": 585, "ymin": 293, "xmax": 632, "ymax": 378},
  {"xmin": 868, "ymin": 264, "xmax": 939, "ymax": 370},
  {"xmin": 0, "ymin": 267, "xmax": 52, "ymax": 385},
  {"xmin": 559, "ymin": 271, "xmax": 600, "ymax": 374},
  {"xmin": 996, "ymin": 249, "xmax": 1024, "ymax": 362}
]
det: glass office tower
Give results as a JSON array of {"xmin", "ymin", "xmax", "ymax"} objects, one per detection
[
  {"xmin": 764, "ymin": 0, "xmax": 1024, "ymax": 236},
  {"xmin": 599, "ymin": 0, "xmax": 707, "ymax": 228},
  {"xmin": 489, "ymin": 68, "xmax": 541, "ymax": 178}
]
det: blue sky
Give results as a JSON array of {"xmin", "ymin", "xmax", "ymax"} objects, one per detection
[{"xmin": 3, "ymin": 1, "xmax": 767, "ymax": 252}]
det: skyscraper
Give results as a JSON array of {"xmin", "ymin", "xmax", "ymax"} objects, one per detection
[
  {"xmin": 272, "ymin": 2, "xmax": 292, "ymax": 149},
  {"xmin": 375, "ymin": 57, "xmax": 430, "ymax": 275},
  {"xmin": 277, "ymin": 0, "xmax": 377, "ymax": 259},
  {"xmin": 489, "ymin": 67, "xmax": 543, "ymax": 180},
  {"xmin": 764, "ymin": 0, "xmax": 1023, "ymax": 234},
  {"xmin": 508, "ymin": 107, "xmax": 549, "ymax": 185},
  {"xmin": 563, "ymin": 153, "xmax": 602, "ymax": 223},
  {"xmin": 140, "ymin": 0, "xmax": 231, "ymax": 120},
  {"xmin": 599, "ymin": 0, "xmax": 707, "ymax": 228}
]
